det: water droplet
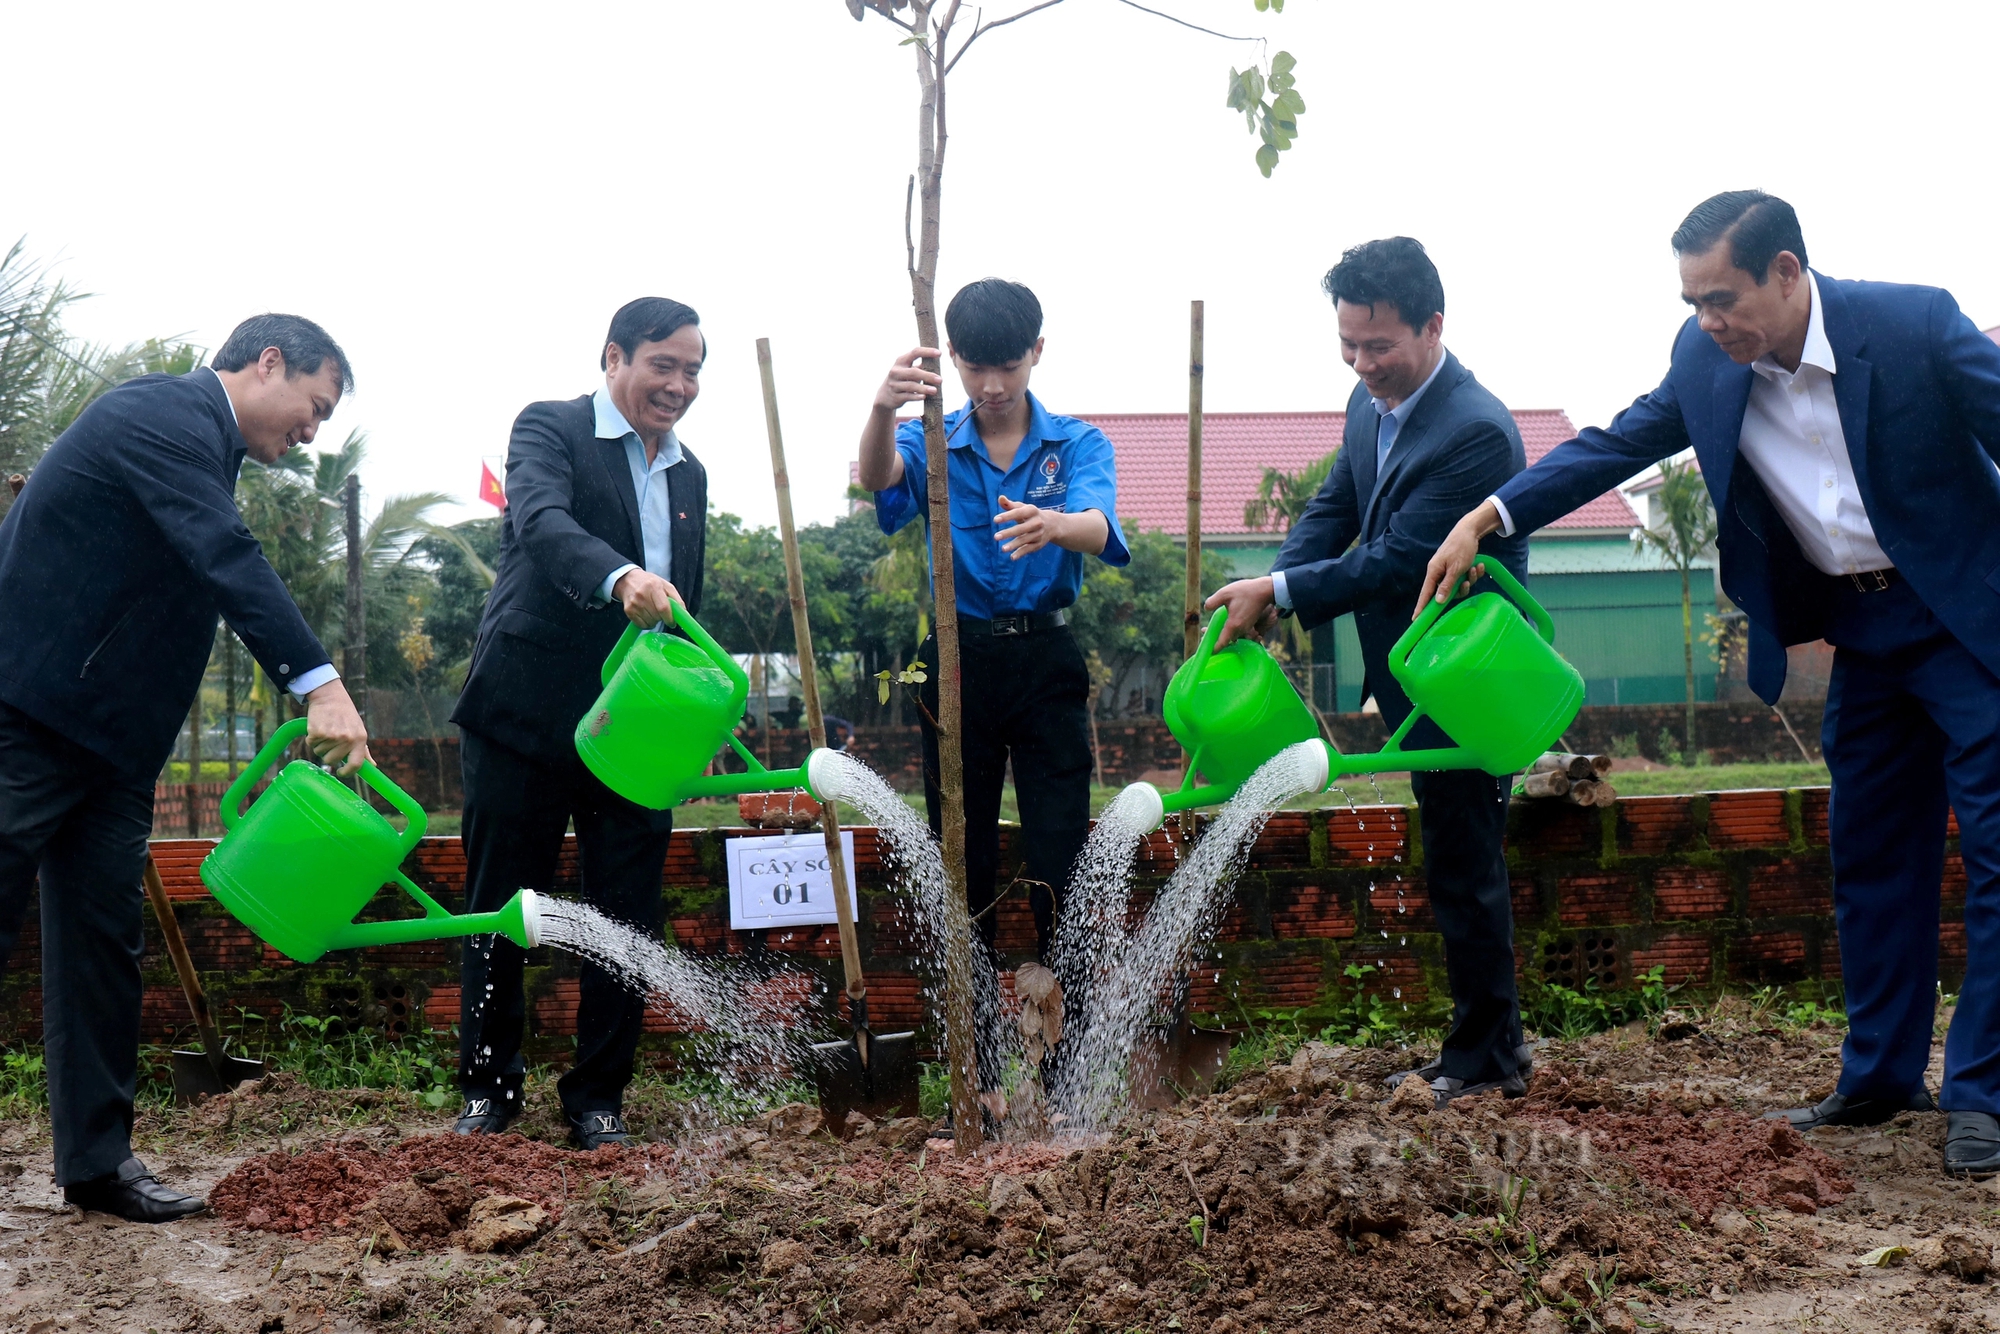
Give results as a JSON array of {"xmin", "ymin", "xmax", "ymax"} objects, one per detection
[{"xmin": 1392, "ymin": 987, "xmax": 1402, "ymax": 999}]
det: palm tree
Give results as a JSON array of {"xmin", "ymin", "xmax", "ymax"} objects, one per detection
[
  {"xmin": 1633, "ymin": 456, "xmax": 1719, "ymax": 755},
  {"xmin": 1242, "ymin": 449, "xmax": 1337, "ymax": 534}
]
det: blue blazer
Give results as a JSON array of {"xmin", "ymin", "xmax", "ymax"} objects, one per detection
[
  {"xmin": 1275, "ymin": 351, "xmax": 1527, "ymax": 724},
  {"xmin": 0, "ymin": 370, "xmax": 330, "ymax": 774},
  {"xmin": 1494, "ymin": 274, "xmax": 2000, "ymax": 704}
]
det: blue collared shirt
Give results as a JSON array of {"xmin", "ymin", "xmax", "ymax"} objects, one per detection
[
  {"xmin": 592, "ymin": 385, "xmax": 684, "ymax": 603},
  {"xmin": 874, "ymin": 393, "xmax": 1130, "ymax": 620},
  {"xmin": 1273, "ymin": 350, "xmax": 1449, "ymax": 611}
]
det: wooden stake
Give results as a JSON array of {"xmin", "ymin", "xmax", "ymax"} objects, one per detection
[
  {"xmin": 1183, "ymin": 300, "xmax": 1205, "ymax": 664},
  {"xmin": 756, "ymin": 339, "xmax": 867, "ymax": 1019},
  {"xmin": 1519, "ymin": 771, "xmax": 1570, "ymax": 799}
]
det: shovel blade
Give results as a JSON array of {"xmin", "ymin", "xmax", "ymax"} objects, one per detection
[
  {"xmin": 809, "ymin": 1030, "xmax": 920, "ymax": 1133},
  {"xmin": 1130, "ymin": 1020, "xmax": 1233, "ymax": 1110},
  {"xmin": 169, "ymin": 1049, "xmax": 265, "ymax": 1106}
]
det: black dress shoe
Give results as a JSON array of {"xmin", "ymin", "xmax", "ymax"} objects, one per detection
[
  {"xmin": 568, "ymin": 1110, "xmax": 634, "ymax": 1149},
  {"xmin": 1430, "ymin": 1071, "xmax": 1529, "ymax": 1109},
  {"xmin": 1765, "ymin": 1087, "xmax": 1935, "ymax": 1131},
  {"xmin": 1390, "ymin": 1043, "xmax": 1535, "ymax": 1091},
  {"xmin": 64, "ymin": 1158, "xmax": 206, "ymax": 1223},
  {"xmin": 453, "ymin": 1096, "xmax": 518, "ymax": 1136},
  {"xmin": 1944, "ymin": 1111, "xmax": 2000, "ymax": 1177}
]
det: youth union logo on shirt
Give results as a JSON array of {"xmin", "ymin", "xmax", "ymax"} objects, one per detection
[{"xmin": 1028, "ymin": 452, "xmax": 1066, "ymax": 503}]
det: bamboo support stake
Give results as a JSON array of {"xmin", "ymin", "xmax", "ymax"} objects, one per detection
[
  {"xmin": 756, "ymin": 340, "xmax": 867, "ymax": 1021},
  {"xmin": 1183, "ymin": 300, "xmax": 1205, "ymax": 664}
]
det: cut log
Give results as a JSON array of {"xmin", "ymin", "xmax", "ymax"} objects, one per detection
[
  {"xmin": 1589, "ymin": 755, "xmax": 1614, "ymax": 776},
  {"xmin": 1592, "ymin": 782, "xmax": 1619, "ymax": 807},
  {"xmin": 1519, "ymin": 771, "xmax": 1571, "ymax": 799},
  {"xmin": 1567, "ymin": 779, "xmax": 1600, "ymax": 806},
  {"xmin": 1530, "ymin": 752, "xmax": 1567, "ymax": 775}
]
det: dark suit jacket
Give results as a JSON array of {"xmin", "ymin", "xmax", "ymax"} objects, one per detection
[
  {"xmin": 0, "ymin": 370, "xmax": 329, "ymax": 774},
  {"xmin": 451, "ymin": 394, "xmax": 707, "ymax": 765},
  {"xmin": 1274, "ymin": 352, "xmax": 1528, "ymax": 729},
  {"xmin": 1494, "ymin": 274, "xmax": 2000, "ymax": 704}
]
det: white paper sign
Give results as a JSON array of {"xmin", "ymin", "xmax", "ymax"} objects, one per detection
[{"xmin": 726, "ymin": 831, "xmax": 859, "ymax": 931}]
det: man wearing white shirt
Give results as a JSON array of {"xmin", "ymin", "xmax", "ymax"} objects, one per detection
[
  {"xmin": 450, "ymin": 298, "xmax": 707, "ymax": 1148},
  {"xmin": 1423, "ymin": 192, "xmax": 2000, "ymax": 1177},
  {"xmin": 1206, "ymin": 238, "xmax": 1531, "ymax": 1107}
]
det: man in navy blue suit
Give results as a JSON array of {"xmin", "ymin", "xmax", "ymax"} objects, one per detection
[
  {"xmin": 1205, "ymin": 238, "xmax": 1533, "ymax": 1108},
  {"xmin": 1422, "ymin": 191, "xmax": 2000, "ymax": 1177},
  {"xmin": 0, "ymin": 314, "xmax": 369, "ymax": 1218}
]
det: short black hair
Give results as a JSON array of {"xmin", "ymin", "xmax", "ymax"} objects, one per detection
[
  {"xmin": 944, "ymin": 278, "xmax": 1042, "ymax": 365},
  {"xmin": 212, "ymin": 314, "xmax": 353, "ymax": 393},
  {"xmin": 602, "ymin": 297, "xmax": 703, "ymax": 371},
  {"xmin": 1671, "ymin": 190, "xmax": 1808, "ymax": 283},
  {"xmin": 1321, "ymin": 237, "xmax": 1444, "ymax": 333}
]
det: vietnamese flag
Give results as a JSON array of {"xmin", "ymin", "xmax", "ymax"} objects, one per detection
[{"xmin": 478, "ymin": 460, "xmax": 507, "ymax": 510}]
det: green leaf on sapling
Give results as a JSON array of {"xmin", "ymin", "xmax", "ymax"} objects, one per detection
[
  {"xmin": 1271, "ymin": 50, "xmax": 1296, "ymax": 76},
  {"xmin": 1256, "ymin": 143, "xmax": 1280, "ymax": 177}
]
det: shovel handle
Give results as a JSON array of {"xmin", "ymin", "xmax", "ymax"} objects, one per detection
[{"xmin": 142, "ymin": 855, "xmax": 233, "ymax": 1085}]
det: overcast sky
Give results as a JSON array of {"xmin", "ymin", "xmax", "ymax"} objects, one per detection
[{"xmin": 12, "ymin": 0, "xmax": 1998, "ymax": 532}]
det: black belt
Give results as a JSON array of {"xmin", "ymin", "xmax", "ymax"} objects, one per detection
[
  {"xmin": 958, "ymin": 610, "xmax": 1067, "ymax": 637},
  {"xmin": 1834, "ymin": 568, "xmax": 1897, "ymax": 593}
]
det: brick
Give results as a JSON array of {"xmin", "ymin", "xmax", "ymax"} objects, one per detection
[
  {"xmin": 1940, "ymin": 920, "xmax": 1968, "ymax": 978},
  {"xmin": 1617, "ymin": 795, "xmax": 1699, "ymax": 856},
  {"xmin": 423, "ymin": 984, "xmax": 461, "ymax": 1032},
  {"xmin": 1249, "ymin": 813, "xmax": 1315, "ymax": 870},
  {"xmin": 1730, "ymin": 930, "xmax": 1809, "ymax": 984},
  {"xmin": 1322, "ymin": 806, "xmax": 1413, "ymax": 869},
  {"xmin": 1269, "ymin": 883, "xmax": 1358, "ymax": 939},
  {"xmin": 1511, "ymin": 876, "xmax": 1541, "ymax": 926},
  {"xmin": 1507, "ymin": 801, "xmax": 1600, "ymax": 860},
  {"xmin": 1366, "ymin": 878, "xmax": 1433, "ymax": 932},
  {"xmin": 1707, "ymin": 791, "xmax": 1789, "ymax": 849},
  {"xmin": 1943, "ymin": 853, "xmax": 1968, "ymax": 912},
  {"xmin": 1799, "ymin": 789, "xmax": 1830, "ymax": 847},
  {"xmin": 1556, "ymin": 872, "xmax": 1644, "ymax": 927},
  {"xmin": 1652, "ymin": 865, "xmax": 1731, "ymax": 920},
  {"xmin": 1345, "ymin": 948, "xmax": 1430, "ymax": 1008},
  {"xmin": 1746, "ymin": 860, "xmax": 1833, "ymax": 919},
  {"xmin": 1628, "ymin": 935, "xmax": 1712, "ymax": 986}
]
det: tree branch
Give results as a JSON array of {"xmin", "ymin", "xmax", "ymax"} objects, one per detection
[
  {"xmin": 944, "ymin": 0, "xmax": 1066, "ymax": 75},
  {"xmin": 1109, "ymin": 0, "xmax": 1261, "ymax": 42},
  {"xmin": 904, "ymin": 173, "xmax": 916, "ymax": 276}
]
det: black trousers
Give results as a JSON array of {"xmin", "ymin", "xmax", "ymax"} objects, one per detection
[
  {"xmin": 0, "ymin": 701, "xmax": 155, "ymax": 1185},
  {"xmin": 1410, "ymin": 764, "xmax": 1525, "ymax": 1083},
  {"xmin": 457, "ymin": 727, "xmax": 673, "ymax": 1121}
]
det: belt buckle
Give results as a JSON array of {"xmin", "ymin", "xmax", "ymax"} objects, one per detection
[
  {"xmin": 1848, "ymin": 570, "xmax": 1890, "ymax": 593},
  {"xmin": 992, "ymin": 614, "xmax": 1026, "ymax": 637}
]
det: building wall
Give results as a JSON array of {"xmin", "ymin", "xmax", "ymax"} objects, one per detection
[{"xmin": 32, "ymin": 785, "xmax": 1933, "ymax": 1057}]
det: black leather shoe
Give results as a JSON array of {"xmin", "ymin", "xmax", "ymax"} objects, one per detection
[
  {"xmin": 1765, "ymin": 1087, "xmax": 1935, "ymax": 1131},
  {"xmin": 64, "ymin": 1158, "xmax": 206, "ymax": 1223},
  {"xmin": 453, "ymin": 1096, "xmax": 517, "ymax": 1136},
  {"xmin": 1945, "ymin": 1111, "xmax": 2000, "ymax": 1177},
  {"xmin": 1390, "ymin": 1043, "xmax": 1534, "ymax": 1091},
  {"xmin": 1430, "ymin": 1071, "xmax": 1529, "ymax": 1109},
  {"xmin": 568, "ymin": 1110, "xmax": 633, "ymax": 1149}
]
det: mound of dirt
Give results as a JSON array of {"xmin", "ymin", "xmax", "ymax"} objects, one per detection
[{"xmin": 211, "ymin": 1132, "xmax": 669, "ymax": 1239}]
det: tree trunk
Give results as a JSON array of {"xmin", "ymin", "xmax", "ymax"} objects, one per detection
[
  {"xmin": 185, "ymin": 685, "xmax": 203, "ymax": 838},
  {"xmin": 343, "ymin": 474, "xmax": 369, "ymax": 729},
  {"xmin": 224, "ymin": 631, "xmax": 239, "ymax": 777},
  {"xmin": 1680, "ymin": 565, "xmax": 1695, "ymax": 757},
  {"xmin": 908, "ymin": 0, "xmax": 982, "ymax": 1153}
]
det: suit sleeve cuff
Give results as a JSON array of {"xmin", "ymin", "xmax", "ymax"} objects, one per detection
[
  {"xmin": 1270, "ymin": 570, "xmax": 1294, "ymax": 611},
  {"xmin": 1487, "ymin": 494, "xmax": 1518, "ymax": 538},
  {"xmin": 288, "ymin": 663, "xmax": 340, "ymax": 699},
  {"xmin": 596, "ymin": 563, "xmax": 638, "ymax": 606}
]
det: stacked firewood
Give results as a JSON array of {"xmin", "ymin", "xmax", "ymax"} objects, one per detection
[{"xmin": 1516, "ymin": 752, "xmax": 1618, "ymax": 806}]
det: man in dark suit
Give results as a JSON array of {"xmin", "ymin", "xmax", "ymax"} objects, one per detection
[
  {"xmin": 450, "ymin": 298, "xmax": 707, "ymax": 1148},
  {"xmin": 1423, "ymin": 191, "xmax": 2000, "ymax": 1176},
  {"xmin": 1206, "ymin": 237, "xmax": 1532, "ymax": 1107},
  {"xmin": 0, "ymin": 314, "xmax": 368, "ymax": 1219}
]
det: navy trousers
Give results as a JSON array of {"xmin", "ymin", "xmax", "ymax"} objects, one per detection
[
  {"xmin": 1410, "ymin": 765, "xmax": 1525, "ymax": 1083},
  {"xmin": 0, "ymin": 701, "xmax": 155, "ymax": 1185},
  {"xmin": 1823, "ymin": 576, "xmax": 2000, "ymax": 1113},
  {"xmin": 457, "ymin": 727, "xmax": 674, "ymax": 1121}
]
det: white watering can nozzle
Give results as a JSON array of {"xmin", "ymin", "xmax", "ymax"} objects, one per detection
[
  {"xmin": 1118, "ymin": 781, "xmax": 1167, "ymax": 834},
  {"xmin": 517, "ymin": 888, "xmax": 542, "ymax": 949},
  {"xmin": 1283, "ymin": 738, "xmax": 1333, "ymax": 795},
  {"xmin": 804, "ymin": 747, "xmax": 842, "ymax": 803}
]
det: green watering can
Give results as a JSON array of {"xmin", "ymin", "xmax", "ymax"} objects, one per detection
[
  {"xmin": 1121, "ymin": 556, "xmax": 1584, "ymax": 829},
  {"xmin": 199, "ymin": 719, "xmax": 541, "ymax": 964},
  {"xmin": 576, "ymin": 600, "xmax": 836, "ymax": 810}
]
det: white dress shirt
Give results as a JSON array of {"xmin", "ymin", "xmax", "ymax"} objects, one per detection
[
  {"xmin": 209, "ymin": 367, "xmax": 341, "ymax": 699},
  {"xmin": 592, "ymin": 385, "xmax": 683, "ymax": 604},
  {"xmin": 1489, "ymin": 274, "xmax": 1889, "ymax": 576},
  {"xmin": 1273, "ymin": 349, "xmax": 1450, "ymax": 611}
]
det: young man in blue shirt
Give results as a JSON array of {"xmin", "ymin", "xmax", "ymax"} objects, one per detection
[{"xmin": 858, "ymin": 279, "xmax": 1129, "ymax": 1081}]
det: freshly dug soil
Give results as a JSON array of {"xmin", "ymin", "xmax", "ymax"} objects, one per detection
[{"xmin": 211, "ymin": 1131, "xmax": 671, "ymax": 1239}]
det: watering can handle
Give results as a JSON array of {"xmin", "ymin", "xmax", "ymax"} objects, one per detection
[
  {"xmin": 213, "ymin": 716, "xmax": 428, "ymax": 857},
  {"xmin": 1389, "ymin": 555, "xmax": 1555, "ymax": 672},
  {"xmin": 600, "ymin": 602, "xmax": 752, "ymax": 695}
]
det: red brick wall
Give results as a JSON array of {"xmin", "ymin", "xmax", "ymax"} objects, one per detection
[{"xmin": 15, "ymin": 783, "xmax": 1950, "ymax": 1057}]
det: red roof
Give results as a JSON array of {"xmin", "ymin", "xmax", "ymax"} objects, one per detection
[
  {"xmin": 1074, "ymin": 408, "xmax": 1637, "ymax": 537},
  {"xmin": 1987, "ymin": 325, "xmax": 2000, "ymax": 346}
]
